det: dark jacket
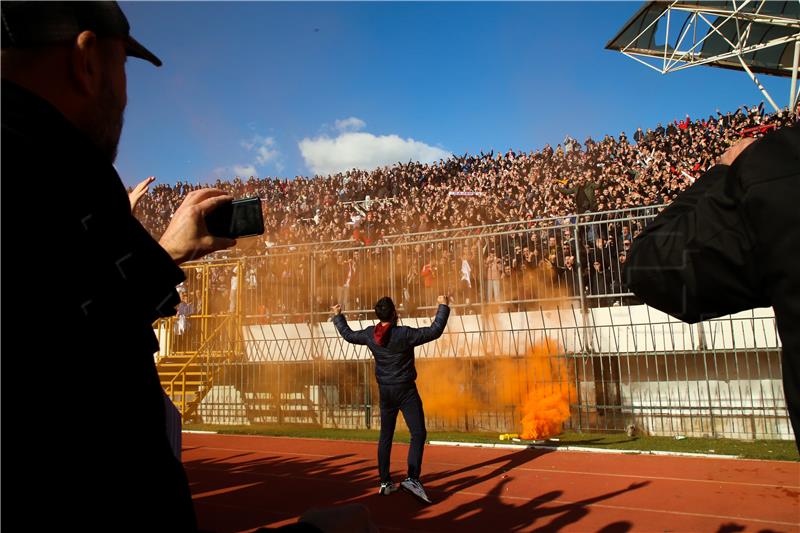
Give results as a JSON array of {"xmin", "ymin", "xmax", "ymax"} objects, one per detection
[
  {"xmin": 333, "ymin": 305, "xmax": 450, "ymax": 385},
  {"xmin": 558, "ymin": 182, "xmax": 599, "ymax": 213},
  {"xmin": 625, "ymin": 124, "xmax": 800, "ymax": 447},
  {"xmin": 2, "ymin": 81, "xmax": 195, "ymax": 530}
]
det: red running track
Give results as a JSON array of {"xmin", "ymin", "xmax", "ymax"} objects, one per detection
[{"xmin": 183, "ymin": 433, "xmax": 800, "ymax": 533}]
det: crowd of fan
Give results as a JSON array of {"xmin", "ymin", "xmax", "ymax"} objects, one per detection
[
  {"xmin": 179, "ymin": 216, "xmax": 648, "ymax": 323},
  {"xmin": 135, "ymin": 103, "xmax": 795, "ymax": 253},
  {"xmin": 146, "ymin": 104, "xmax": 796, "ymax": 320}
]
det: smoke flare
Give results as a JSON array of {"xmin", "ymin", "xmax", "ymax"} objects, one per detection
[
  {"xmin": 518, "ymin": 341, "xmax": 574, "ymax": 440},
  {"xmin": 416, "ymin": 338, "xmax": 575, "ymax": 438}
]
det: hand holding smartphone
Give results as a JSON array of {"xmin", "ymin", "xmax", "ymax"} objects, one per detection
[{"xmin": 204, "ymin": 196, "xmax": 265, "ymax": 239}]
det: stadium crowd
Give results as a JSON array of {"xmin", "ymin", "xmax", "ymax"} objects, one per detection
[
  {"xmin": 140, "ymin": 103, "xmax": 796, "ymax": 320},
  {"xmin": 135, "ymin": 102, "xmax": 792, "ymax": 246}
]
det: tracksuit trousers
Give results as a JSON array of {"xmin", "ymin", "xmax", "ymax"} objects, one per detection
[{"xmin": 378, "ymin": 383, "xmax": 427, "ymax": 482}]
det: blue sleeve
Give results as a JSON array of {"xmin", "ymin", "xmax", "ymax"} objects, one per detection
[
  {"xmin": 406, "ymin": 304, "xmax": 450, "ymax": 347},
  {"xmin": 332, "ymin": 314, "xmax": 369, "ymax": 345}
]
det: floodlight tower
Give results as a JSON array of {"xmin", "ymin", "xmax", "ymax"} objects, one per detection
[{"xmin": 606, "ymin": 1, "xmax": 800, "ymax": 112}]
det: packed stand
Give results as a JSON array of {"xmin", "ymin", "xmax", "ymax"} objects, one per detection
[
  {"xmin": 135, "ymin": 104, "xmax": 796, "ymax": 319},
  {"xmin": 135, "ymin": 103, "xmax": 794, "ymax": 246}
]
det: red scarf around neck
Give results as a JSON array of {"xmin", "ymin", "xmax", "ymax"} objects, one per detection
[{"xmin": 373, "ymin": 322, "xmax": 392, "ymax": 346}]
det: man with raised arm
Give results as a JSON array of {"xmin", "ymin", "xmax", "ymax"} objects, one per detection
[
  {"xmin": 625, "ymin": 126, "xmax": 800, "ymax": 451},
  {"xmin": 332, "ymin": 295, "xmax": 450, "ymax": 503}
]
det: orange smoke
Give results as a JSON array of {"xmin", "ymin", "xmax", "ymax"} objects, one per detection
[
  {"xmin": 417, "ymin": 359, "xmax": 480, "ymax": 421},
  {"xmin": 416, "ymin": 338, "xmax": 575, "ymax": 439},
  {"xmin": 519, "ymin": 341, "xmax": 574, "ymax": 440}
]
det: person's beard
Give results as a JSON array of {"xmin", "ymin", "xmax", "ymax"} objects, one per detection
[{"xmin": 85, "ymin": 74, "xmax": 125, "ymax": 164}]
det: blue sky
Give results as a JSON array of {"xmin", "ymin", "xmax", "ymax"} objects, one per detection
[{"xmin": 116, "ymin": 1, "xmax": 792, "ymax": 187}]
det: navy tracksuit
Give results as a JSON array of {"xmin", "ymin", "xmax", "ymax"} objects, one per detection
[{"xmin": 333, "ymin": 304, "xmax": 450, "ymax": 481}]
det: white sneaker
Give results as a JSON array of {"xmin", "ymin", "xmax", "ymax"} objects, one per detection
[
  {"xmin": 401, "ymin": 477, "xmax": 432, "ymax": 504},
  {"xmin": 378, "ymin": 481, "xmax": 397, "ymax": 495}
]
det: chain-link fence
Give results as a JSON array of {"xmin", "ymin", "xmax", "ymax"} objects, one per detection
[{"xmin": 156, "ymin": 206, "xmax": 792, "ymax": 440}]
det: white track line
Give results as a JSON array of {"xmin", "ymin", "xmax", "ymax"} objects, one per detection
[
  {"xmin": 429, "ymin": 440, "xmax": 740, "ymax": 459},
  {"xmin": 188, "ymin": 445, "xmax": 800, "ymax": 490},
  {"xmin": 185, "ymin": 464, "xmax": 800, "ymax": 529},
  {"xmin": 451, "ymin": 489, "xmax": 800, "ymax": 528}
]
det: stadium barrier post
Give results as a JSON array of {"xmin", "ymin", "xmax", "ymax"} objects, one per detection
[
  {"xmin": 573, "ymin": 218, "xmax": 590, "ymax": 353},
  {"xmin": 791, "ymin": 40, "xmax": 800, "ymax": 113}
]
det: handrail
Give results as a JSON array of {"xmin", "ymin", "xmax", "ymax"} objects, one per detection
[
  {"xmin": 380, "ymin": 204, "xmax": 666, "ymax": 241},
  {"xmin": 166, "ymin": 205, "xmax": 665, "ymax": 337},
  {"xmin": 184, "ymin": 204, "xmax": 666, "ymax": 264},
  {"xmin": 162, "ymin": 315, "xmax": 227, "ymax": 389},
  {"xmin": 162, "ymin": 315, "xmax": 233, "ymax": 419}
]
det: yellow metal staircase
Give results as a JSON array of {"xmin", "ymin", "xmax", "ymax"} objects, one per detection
[
  {"xmin": 157, "ymin": 315, "xmax": 238, "ymax": 421},
  {"xmin": 155, "ymin": 259, "xmax": 245, "ymax": 422}
]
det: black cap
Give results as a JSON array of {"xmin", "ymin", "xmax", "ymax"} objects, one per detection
[{"xmin": 1, "ymin": 1, "xmax": 161, "ymax": 67}]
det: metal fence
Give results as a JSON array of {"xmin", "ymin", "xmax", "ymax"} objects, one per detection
[{"xmin": 156, "ymin": 206, "xmax": 793, "ymax": 441}]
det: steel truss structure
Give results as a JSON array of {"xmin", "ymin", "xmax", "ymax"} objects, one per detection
[{"xmin": 606, "ymin": 1, "xmax": 800, "ymax": 112}]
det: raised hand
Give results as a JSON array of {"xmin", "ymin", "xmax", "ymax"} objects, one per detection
[
  {"xmin": 159, "ymin": 188, "xmax": 236, "ymax": 265},
  {"xmin": 331, "ymin": 304, "xmax": 342, "ymax": 315},
  {"xmin": 717, "ymin": 137, "xmax": 756, "ymax": 167},
  {"xmin": 129, "ymin": 175, "xmax": 155, "ymax": 213},
  {"xmin": 437, "ymin": 295, "xmax": 449, "ymax": 305}
]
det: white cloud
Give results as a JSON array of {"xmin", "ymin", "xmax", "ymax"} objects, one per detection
[
  {"xmin": 233, "ymin": 164, "xmax": 257, "ymax": 176},
  {"xmin": 242, "ymin": 135, "xmax": 279, "ymax": 166},
  {"xmin": 211, "ymin": 133, "xmax": 280, "ymax": 179},
  {"xmin": 299, "ymin": 131, "xmax": 451, "ymax": 176},
  {"xmin": 334, "ymin": 117, "xmax": 366, "ymax": 132},
  {"xmin": 210, "ymin": 164, "xmax": 257, "ymax": 180}
]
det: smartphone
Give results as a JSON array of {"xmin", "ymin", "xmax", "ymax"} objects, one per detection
[{"xmin": 204, "ymin": 196, "xmax": 265, "ymax": 239}]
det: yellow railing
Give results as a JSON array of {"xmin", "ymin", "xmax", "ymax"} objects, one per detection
[
  {"xmin": 154, "ymin": 259, "xmax": 244, "ymax": 421},
  {"xmin": 160, "ymin": 315, "xmax": 234, "ymax": 420}
]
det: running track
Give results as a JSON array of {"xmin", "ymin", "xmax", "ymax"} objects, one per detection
[{"xmin": 183, "ymin": 433, "xmax": 800, "ymax": 532}]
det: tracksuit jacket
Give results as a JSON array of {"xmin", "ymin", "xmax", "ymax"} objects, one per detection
[{"xmin": 333, "ymin": 304, "xmax": 451, "ymax": 385}]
